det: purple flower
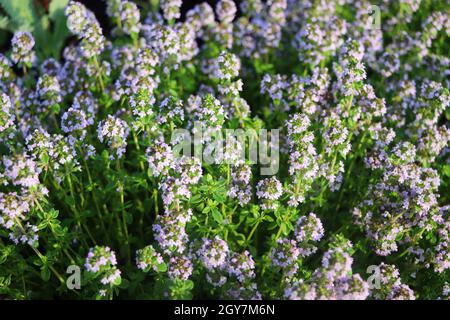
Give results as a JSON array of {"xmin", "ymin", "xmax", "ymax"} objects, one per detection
[
  {"xmin": 97, "ymin": 115, "xmax": 130, "ymax": 159},
  {"xmin": 11, "ymin": 31, "xmax": 35, "ymax": 65},
  {"xmin": 198, "ymin": 236, "xmax": 229, "ymax": 270}
]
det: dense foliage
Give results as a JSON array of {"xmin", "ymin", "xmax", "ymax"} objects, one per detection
[{"xmin": 0, "ymin": 0, "xmax": 449, "ymax": 300}]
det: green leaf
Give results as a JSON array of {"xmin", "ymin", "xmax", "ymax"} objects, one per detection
[
  {"xmin": 279, "ymin": 223, "xmax": 287, "ymax": 235},
  {"xmin": 235, "ymin": 233, "xmax": 246, "ymax": 246},
  {"xmin": 118, "ymin": 278, "xmax": 129, "ymax": 289},
  {"xmin": 41, "ymin": 153, "xmax": 50, "ymax": 165},
  {"xmin": 102, "ymin": 150, "xmax": 110, "ymax": 161},
  {"xmin": 157, "ymin": 263, "xmax": 167, "ymax": 273},
  {"xmin": 189, "ymin": 194, "xmax": 202, "ymax": 205},
  {"xmin": 183, "ymin": 280, "xmax": 194, "ymax": 290},
  {"xmin": 442, "ymin": 164, "xmax": 450, "ymax": 178},
  {"xmin": 202, "ymin": 206, "xmax": 210, "ymax": 214},
  {"xmin": 212, "ymin": 192, "xmax": 226, "ymax": 203},
  {"xmin": 37, "ymin": 221, "xmax": 49, "ymax": 230},
  {"xmin": 51, "ymin": 224, "xmax": 66, "ymax": 237},
  {"xmin": 0, "ymin": 15, "xmax": 9, "ymax": 29},
  {"xmin": 49, "ymin": 0, "xmax": 69, "ymax": 21},
  {"xmin": 124, "ymin": 211, "xmax": 133, "ymax": 224},
  {"xmin": 0, "ymin": 0, "xmax": 38, "ymax": 31},
  {"xmin": 65, "ymin": 195, "xmax": 75, "ymax": 207},
  {"xmin": 48, "ymin": 209, "xmax": 59, "ymax": 219},
  {"xmin": 51, "ymin": 103, "xmax": 61, "ymax": 114},
  {"xmin": 48, "ymin": 0, "xmax": 69, "ymax": 57},
  {"xmin": 40, "ymin": 267, "xmax": 50, "ymax": 281},
  {"xmin": 211, "ymin": 207, "xmax": 223, "ymax": 224},
  {"xmin": 0, "ymin": 246, "xmax": 13, "ymax": 264},
  {"xmin": 113, "ymin": 276, "xmax": 122, "ymax": 286}
]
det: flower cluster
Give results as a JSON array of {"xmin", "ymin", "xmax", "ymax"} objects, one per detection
[
  {"xmin": 284, "ymin": 237, "xmax": 369, "ymax": 300},
  {"xmin": 136, "ymin": 245, "xmax": 166, "ymax": 272},
  {"xmin": 0, "ymin": 0, "xmax": 448, "ymax": 301},
  {"xmin": 228, "ymin": 161, "xmax": 252, "ymax": 205},
  {"xmin": 271, "ymin": 213, "xmax": 324, "ymax": 277},
  {"xmin": 11, "ymin": 32, "xmax": 35, "ymax": 66},
  {"xmin": 161, "ymin": 0, "xmax": 183, "ymax": 22},
  {"xmin": 354, "ymin": 142, "xmax": 443, "ymax": 258},
  {"xmin": 285, "ymin": 113, "xmax": 318, "ymax": 206},
  {"xmin": 194, "ymin": 236, "xmax": 261, "ymax": 299},
  {"xmin": 65, "ymin": 1, "xmax": 105, "ymax": 58},
  {"xmin": 369, "ymin": 263, "xmax": 415, "ymax": 300},
  {"xmin": 97, "ymin": 115, "xmax": 130, "ymax": 159},
  {"xmin": 256, "ymin": 176, "xmax": 283, "ymax": 210},
  {"xmin": 85, "ymin": 246, "xmax": 122, "ymax": 292},
  {"xmin": 0, "ymin": 93, "xmax": 15, "ymax": 141}
]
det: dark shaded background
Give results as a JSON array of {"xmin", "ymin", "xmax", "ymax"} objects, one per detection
[
  {"xmin": 0, "ymin": 1, "xmax": 240, "ymax": 51},
  {"xmin": 79, "ymin": 0, "xmax": 223, "ymax": 34}
]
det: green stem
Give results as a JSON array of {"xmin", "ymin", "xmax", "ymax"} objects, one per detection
[
  {"xmin": 247, "ymin": 220, "xmax": 261, "ymax": 242},
  {"xmin": 153, "ymin": 189, "xmax": 159, "ymax": 218},
  {"xmin": 81, "ymin": 153, "xmax": 109, "ymax": 242},
  {"xmin": 132, "ymin": 131, "xmax": 145, "ymax": 172},
  {"xmin": 92, "ymin": 56, "xmax": 105, "ymax": 92},
  {"xmin": 15, "ymin": 219, "xmax": 65, "ymax": 285},
  {"xmin": 67, "ymin": 173, "xmax": 96, "ymax": 245},
  {"xmin": 34, "ymin": 200, "xmax": 76, "ymax": 263},
  {"xmin": 119, "ymin": 181, "xmax": 131, "ymax": 264},
  {"xmin": 275, "ymin": 224, "xmax": 283, "ymax": 240}
]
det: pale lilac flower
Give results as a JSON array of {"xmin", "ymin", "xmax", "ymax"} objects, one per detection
[
  {"xmin": 168, "ymin": 255, "xmax": 193, "ymax": 280},
  {"xmin": 198, "ymin": 236, "xmax": 229, "ymax": 270},
  {"xmin": 11, "ymin": 31, "xmax": 35, "ymax": 65},
  {"xmin": 97, "ymin": 115, "xmax": 130, "ymax": 159},
  {"xmin": 256, "ymin": 177, "xmax": 283, "ymax": 210},
  {"xmin": 216, "ymin": 0, "xmax": 237, "ymax": 24},
  {"xmin": 161, "ymin": 0, "xmax": 182, "ymax": 21}
]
